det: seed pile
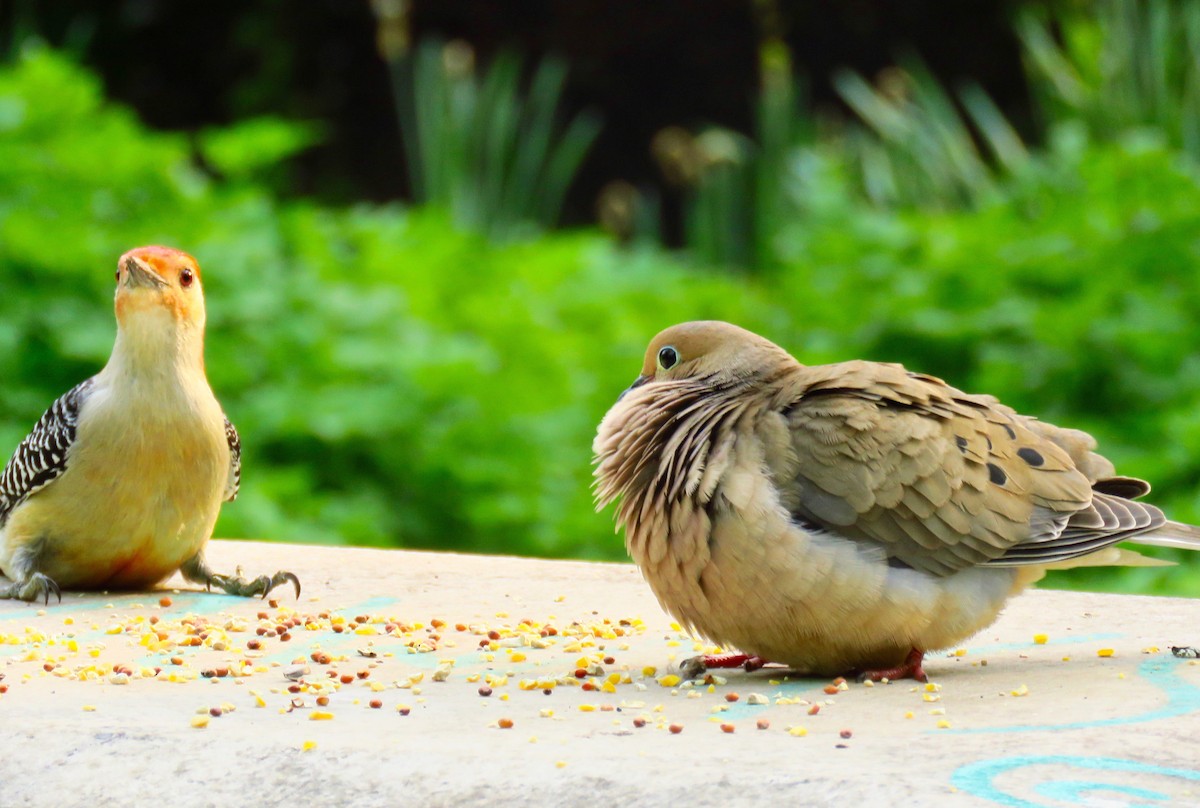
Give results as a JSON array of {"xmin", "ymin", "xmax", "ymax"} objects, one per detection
[{"xmin": 1, "ymin": 597, "xmax": 1175, "ymax": 747}]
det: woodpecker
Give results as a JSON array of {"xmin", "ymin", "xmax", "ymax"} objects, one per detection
[{"xmin": 0, "ymin": 246, "xmax": 299, "ymax": 603}]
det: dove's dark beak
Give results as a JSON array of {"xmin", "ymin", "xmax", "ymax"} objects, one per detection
[{"xmin": 617, "ymin": 374, "xmax": 651, "ymax": 402}]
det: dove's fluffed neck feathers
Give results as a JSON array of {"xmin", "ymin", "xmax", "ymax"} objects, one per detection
[{"xmin": 594, "ymin": 321, "xmax": 1199, "ymax": 675}]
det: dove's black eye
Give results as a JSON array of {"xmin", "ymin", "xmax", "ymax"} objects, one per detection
[{"xmin": 657, "ymin": 346, "xmax": 679, "ymax": 370}]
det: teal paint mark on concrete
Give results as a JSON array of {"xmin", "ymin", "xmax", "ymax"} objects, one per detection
[
  {"xmin": 948, "ymin": 656, "xmax": 1200, "ymax": 734},
  {"xmin": 952, "ymin": 755, "xmax": 1200, "ymax": 807},
  {"xmin": 1033, "ymin": 779, "xmax": 1167, "ymax": 804}
]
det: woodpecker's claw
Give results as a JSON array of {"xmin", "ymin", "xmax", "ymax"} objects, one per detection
[
  {"xmin": 258, "ymin": 571, "xmax": 301, "ymax": 599},
  {"xmin": 179, "ymin": 554, "xmax": 301, "ymax": 600},
  {"xmin": 205, "ymin": 570, "xmax": 301, "ymax": 599},
  {"xmin": 0, "ymin": 572, "xmax": 62, "ymax": 605}
]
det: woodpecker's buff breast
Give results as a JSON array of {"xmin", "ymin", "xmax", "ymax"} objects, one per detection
[
  {"xmin": 0, "ymin": 247, "xmax": 230, "ymax": 590},
  {"xmin": 593, "ymin": 321, "xmax": 1200, "ymax": 677}
]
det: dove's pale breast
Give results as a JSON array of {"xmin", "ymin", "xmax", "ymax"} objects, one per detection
[{"xmin": 627, "ymin": 405, "xmax": 1035, "ymax": 674}]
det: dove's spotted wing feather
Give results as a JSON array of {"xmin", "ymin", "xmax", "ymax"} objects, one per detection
[
  {"xmin": 0, "ymin": 380, "xmax": 94, "ymax": 528},
  {"xmin": 784, "ymin": 362, "xmax": 1164, "ymax": 576}
]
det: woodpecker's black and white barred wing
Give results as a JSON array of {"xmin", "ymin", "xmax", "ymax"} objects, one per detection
[
  {"xmin": 0, "ymin": 379, "xmax": 94, "ymax": 528},
  {"xmin": 224, "ymin": 417, "xmax": 241, "ymax": 502}
]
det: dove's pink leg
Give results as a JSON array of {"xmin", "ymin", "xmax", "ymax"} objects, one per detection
[
  {"xmin": 856, "ymin": 648, "xmax": 928, "ymax": 683},
  {"xmin": 700, "ymin": 653, "xmax": 768, "ymax": 671}
]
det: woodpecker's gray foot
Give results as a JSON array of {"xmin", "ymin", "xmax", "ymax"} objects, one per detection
[
  {"xmin": 0, "ymin": 573, "xmax": 62, "ymax": 605},
  {"xmin": 181, "ymin": 555, "xmax": 300, "ymax": 599},
  {"xmin": 205, "ymin": 570, "xmax": 301, "ymax": 599}
]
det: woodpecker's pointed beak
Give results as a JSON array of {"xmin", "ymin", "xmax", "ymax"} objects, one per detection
[
  {"xmin": 617, "ymin": 374, "xmax": 651, "ymax": 402},
  {"xmin": 121, "ymin": 256, "xmax": 169, "ymax": 290}
]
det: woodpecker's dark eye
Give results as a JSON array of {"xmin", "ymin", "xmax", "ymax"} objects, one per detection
[
  {"xmin": 657, "ymin": 346, "xmax": 679, "ymax": 370},
  {"xmin": 179, "ymin": 268, "xmax": 194, "ymax": 287}
]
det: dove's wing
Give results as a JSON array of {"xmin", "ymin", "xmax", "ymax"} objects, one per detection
[{"xmin": 783, "ymin": 361, "xmax": 1164, "ymax": 576}]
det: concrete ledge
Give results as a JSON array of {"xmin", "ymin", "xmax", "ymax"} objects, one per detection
[{"xmin": 0, "ymin": 539, "xmax": 1198, "ymax": 806}]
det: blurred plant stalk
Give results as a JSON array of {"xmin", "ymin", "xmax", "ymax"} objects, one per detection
[{"xmin": 371, "ymin": 2, "xmax": 600, "ymax": 240}]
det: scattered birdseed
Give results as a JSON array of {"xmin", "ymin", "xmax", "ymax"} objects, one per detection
[
  {"xmin": 190, "ymin": 715, "xmax": 209, "ymax": 728},
  {"xmin": 1033, "ymin": 634, "xmax": 1048, "ymax": 645},
  {"xmin": 756, "ymin": 719, "xmax": 770, "ymax": 730},
  {"xmin": 720, "ymin": 723, "xmax": 735, "ymax": 734},
  {"xmin": 787, "ymin": 726, "xmax": 807, "ymax": 737},
  {"xmin": 1097, "ymin": 649, "xmax": 1115, "ymax": 658},
  {"xmin": 301, "ymin": 740, "xmax": 317, "ymax": 752},
  {"xmin": 839, "ymin": 729, "xmax": 852, "ymax": 739},
  {"xmin": 668, "ymin": 723, "xmax": 684, "ymax": 734},
  {"xmin": 497, "ymin": 718, "xmax": 514, "ymax": 729},
  {"xmin": 309, "ymin": 711, "xmax": 334, "ymax": 721}
]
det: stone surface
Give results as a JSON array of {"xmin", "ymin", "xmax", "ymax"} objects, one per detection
[{"xmin": 0, "ymin": 539, "xmax": 1197, "ymax": 807}]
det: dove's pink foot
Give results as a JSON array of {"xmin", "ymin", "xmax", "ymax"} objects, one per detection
[
  {"xmin": 679, "ymin": 653, "xmax": 768, "ymax": 679},
  {"xmin": 855, "ymin": 648, "xmax": 928, "ymax": 683}
]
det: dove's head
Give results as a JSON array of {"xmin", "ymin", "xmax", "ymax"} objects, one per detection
[{"xmin": 624, "ymin": 320, "xmax": 796, "ymax": 396}]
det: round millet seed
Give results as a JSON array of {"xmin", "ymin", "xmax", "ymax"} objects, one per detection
[
  {"xmin": 339, "ymin": 674, "xmax": 355, "ymax": 685},
  {"xmin": 669, "ymin": 724, "xmax": 684, "ymax": 734},
  {"xmin": 720, "ymin": 723, "xmax": 735, "ymax": 734},
  {"xmin": 497, "ymin": 718, "xmax": 514, "ymax": 729},
  {"xmin": 633, "ymin": 718, "xmax": 647, "ymax": 728},
  {"xmin": 159, "ymin": 596, "xmax": 172, "ymax": 608},
  {"xmin": 725, "ymin": 693, "xmax": 739, "ymax": 703},
  {"xmin": 369, "ymin": 700, "xmax": 383, "ymax": 709},
  {"xmin": 316, "ymin": 696, "xmax": 330, "ymax": 707},
  {"xmin": 478, "ymin": 686, "xmax": 493, "ymax": 697},
  {"xmin": 840, "ymin": 729, "xmax": 853, "ymax": 739},
  {"xmin": 756, "ymin": 719, "xmax": 770, "ymax": 730}
]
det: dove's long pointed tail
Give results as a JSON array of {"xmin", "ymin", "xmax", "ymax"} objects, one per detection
[{"xmin": 1131, "ymin": 520, "xmax": 1200, "ymax": 552}]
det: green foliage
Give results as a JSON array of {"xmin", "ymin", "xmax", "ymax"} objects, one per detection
[
  {"xmin": 384, "ymin": 40, "xmax": 601, "ymax": 239},
  {"xmin": 834, "ymin": 61, "xmax": 1029, "ymax": 210},
  {"xmin": 1019, "ymin": 0, "xmax": 1200, "ymax": 159},
  {"xmin": 0, "ymin": 46, "xmax": 770, "ymax": 559},
  {"xmin": 2, "ymin": 39, "xmax": 1200, "ymax": 597},
  {"xmin": 679, "ymin": 42, "xmax": 814, "ymax": 271}
]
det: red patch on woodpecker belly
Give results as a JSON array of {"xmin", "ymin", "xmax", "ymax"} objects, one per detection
[{"xmin": 98, "ymin": 547, "xmax": 177, "ymax": 589}]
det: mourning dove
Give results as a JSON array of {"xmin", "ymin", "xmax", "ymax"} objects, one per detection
[{"xmin": 593, "ymin": 321, "xmax": 1200, "ymax": 681}]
